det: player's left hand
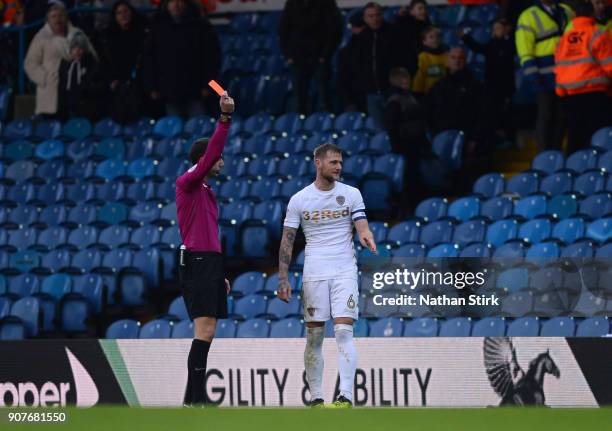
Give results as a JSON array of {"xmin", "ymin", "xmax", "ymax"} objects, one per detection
[
  {"xmin": 225, "ymin": 278, "xmax": 231, "ymax": 295},
  {"xmin": 359, "ymin": 230, "xmax": 377, "ymax": 254}
]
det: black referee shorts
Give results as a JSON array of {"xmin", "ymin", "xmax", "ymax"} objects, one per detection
[{"xmin": 179, "ymin": 251, "xmax": 227, "ymax": 320}]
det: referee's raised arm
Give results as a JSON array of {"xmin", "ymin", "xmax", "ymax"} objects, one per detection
[{"xmin": 175, "ymin": 92, "xmax": 235, "ymax": 407}]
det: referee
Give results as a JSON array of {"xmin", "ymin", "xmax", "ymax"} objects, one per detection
[{"xmin": 176, "ymin": 92, "xmax": 235, "ymax": 406}]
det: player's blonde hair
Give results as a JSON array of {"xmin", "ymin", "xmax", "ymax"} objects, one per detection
[{"xmin": 314, "ymin": 143, "xmax": 342, "ymax": 161}]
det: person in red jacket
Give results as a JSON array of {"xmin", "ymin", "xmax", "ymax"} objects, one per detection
[{"xmin": 555, "ymin": 0, "xmax": 612, "ymax": 153}]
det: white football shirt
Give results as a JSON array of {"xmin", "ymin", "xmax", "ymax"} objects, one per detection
[{"xmin": 284, "ymin": 181, "xmax": 366, "ymax": 281}]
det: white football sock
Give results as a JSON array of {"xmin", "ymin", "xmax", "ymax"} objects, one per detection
[
  {"xmin": 304, "ymin": 326, "xmax": 325, "ymax": 401},
  {"xmin": 334, "ymin": 323, "xmax": 356, "ymax": 402}
]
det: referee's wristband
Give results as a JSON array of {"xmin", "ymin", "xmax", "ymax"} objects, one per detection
[{"xmin": 220, "ymin": 113, "xmax": 232, "ymax": 122}]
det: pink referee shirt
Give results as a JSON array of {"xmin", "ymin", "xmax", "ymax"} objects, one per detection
[{"xmin": 176, "ymin": 120, "xmax": 230, "ymax": 252}]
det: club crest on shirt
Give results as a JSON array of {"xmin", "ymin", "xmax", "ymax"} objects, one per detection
[
  {"xmin": 347, "ymin": 295, "xmax": 356, "ymax": 310},
  {"xmin": 307, "ymin": 307, "xmax": 315, "ymax": 317},
  {"xmin": 336, "ymin": 195, "xmax": 345, "ymax": 206}
]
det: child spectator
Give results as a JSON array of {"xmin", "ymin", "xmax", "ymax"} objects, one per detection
[
  {"xmin": 57, "ymin": 32, "xmax": 103, "ymax": 120},
  {"xmin": 412, "ymin": 26, "xmax": 448, "ymax": 95}
]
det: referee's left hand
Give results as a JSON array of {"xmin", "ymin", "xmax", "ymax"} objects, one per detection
[{"xmin": 225, "ymin": 278, "xmax": 231, "ymax": 295}]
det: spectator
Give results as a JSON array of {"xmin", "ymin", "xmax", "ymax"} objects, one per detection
[
  {"xmin": 384, "ymin": 67, "xmax": 428, "ymax": 210},
  {"xmin": 99, "ymin": 0, "xmax": 148, "ymax": 123},
  {"xmin": 412, "ymin": 26, "xmax": 448, "ymax": 95},
  {"xmin": 278, "ymin": 0, "xmax": 343, "ymax": 114},
  {"xmin": 144, "ymin": 0, "xmax": 220, "ymax": 117},
  {"xmin": 392, "ymin": 0, "xmax": 431, "ymax": 75},
  {"xmin": 515, "ymin": 0, "xmax": 572, "ymax": 150},
  {"xmin": 350, "ymin": 2, "xmax": 401, "ymax": 126},
  {"xmin": 57, "ymin": 31, "xmax": 103, "ymax": 120},
  {"xmin": 427, "ymin": 47, "xmax": 487, "ymax": 151},
  {"xmin": 555, "ymin": 0, "xmax": 612, "ymax": 154},
  {"xmin": 2, "ymin": 0, "xmax": 24, "ymax": 27},
  {"xmin": 592, "ymin": 0, "xmax": 612, "ymax": 29},
  {"xmin": 459, "ymin": 19, "xmax": 515, "ymax": 143},
  {"xmin": 337, "ymin": 10, "xmax": 365, "ymax": 111},
  {"xmin": 24, "ymin": 4, "xmax": 97, "ymax": 118}
]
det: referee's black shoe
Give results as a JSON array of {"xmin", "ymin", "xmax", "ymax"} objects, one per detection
[{"xmin": 309, "ymin": 398, "xmax": 325, "ymax": 408}]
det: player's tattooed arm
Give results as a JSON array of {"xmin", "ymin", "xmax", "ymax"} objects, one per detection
[{"xmin": 278, "ymin": 226, "xmax": 297, "ymax": 302}]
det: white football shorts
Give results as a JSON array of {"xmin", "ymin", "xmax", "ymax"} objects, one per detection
[{"xmin": 302, "ymin": 278, "xmax": 359, "ymax": 322}]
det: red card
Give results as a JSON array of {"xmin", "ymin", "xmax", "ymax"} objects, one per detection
[{"xmin": 208, "ymin": 80, "xmax": 225, "ymax": 96}]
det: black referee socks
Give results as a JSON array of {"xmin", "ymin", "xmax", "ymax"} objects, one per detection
[{"xmin": 184, "ymin": 339, "xmax": 211, "ymax": 406}]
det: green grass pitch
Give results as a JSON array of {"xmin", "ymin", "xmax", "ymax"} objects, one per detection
[{"xmin": 2, "ymin": 407, "xmax": 611, "ymax": 431}]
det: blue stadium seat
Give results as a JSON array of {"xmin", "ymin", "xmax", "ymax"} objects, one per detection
[
  {"xmin": 156, "ymin": 158, "xmax": 188, "ymax": 180},
  {"xmin": 233, "ymin": 291, "xmax": 267, "ymax": 320},
  {"xmin": 496, "ymin": 268, "xmax": 529, "ymax": 295},
  {"xmin": 65, "ymin": 183, "xmax": 95, "ymax": 207},
  {"xmin": 598, "ymin": 150, "xmax": 612, "ymax": 171},
  {"xmin": 154, "ymin": 116, "xmax": 183, "ymax": 138},
  {"xmin": 412, "ymin": 200, "xmax": 451, "ymax": 227},
  {"xmin": 576, "ymin": 317, "xmax": 609, "ymax": 337},
  {"xmin": 531, "ymin": 150, "xmax": 565, "ymax": 174},
  {"xmin": 139, "ymin": 319, "xmax": 172, "ymax": 339},
  {"xmin": 480, "ymin": 196, "xmax": 514, "ymax": 221},
  {"xmin": 343, "ymin": 155, "xmax": 372, "ymax": 180},
  {"xmin": 269, "ymin": 318, "xmax": 303, "ymax": 337},
  {"xmin": 427, "ymin": 243, "xmax": 459, "ymax": 258},
  {"xmin": 420, "ymin": 220, "xmax": 454, "ymax": 247},
  {"xmin": 518, "ymin": 218, "xmax": 552, "ymax": 244},
  {"xmin": 119, "ymin": 274, "xmax": 146, "ymax": 306},
  {"xmin": 96, "ymin": 202, "xmax": 129, "ymax": 227},
  {"xmin": 94, "ymin": 118, "xmax": 122, "ymax": 138},
  {"xmin": 528, "ymin": 267, "xmax": 563, "ymax": 293},
  {"xmin": 34, "ymin": 139, "xmax": 64, "ymax": 160},
  {"xmin": 38, "ymin": 204, "xmax": 67, "ymax": 229},
  {"xmin": 70, "ymin": 249, "xmax": 103, "ymax": 274},
  {"xmin": 561, "ymin": 240, "xmax": 595, "ymax": 258},
  {"xmin": 95, "ymin": 181, "xmax": 125, "ymax": 204},
  {"xmin": 0, "ymin": 296, "xmax": 11, "ymax": 319},
  {"xmin": 40, "ymin": 249, "xmax": 72, "ymax": 274},
  {"xmin": 303, "ymin": 112, "xmax": 334, "ymax": 132},
  {"xmin": 36, "ymin": 159, "xmax": 66, "ymax": 182},
  {"xmin": 62, "ymin": 117, "xmax": 92, "ymax": 140},
  {"xmin": 473, "ymin": 173, "xmax": 505, "ymax": 198},
  {"xmin": 273, "ymin": 113, "xmax": 303, "ymax": 134},
  {"xmin": 5, "ymin": 160, "xmax": 36, "ymax": 184},
  {"xmin": 8, "ymin": 250, "xmax": 40, "ymax": 274},
  {"xmin": 372, "ymin": 154, "xmax": 404, "ymax": 192},
  {"xmin": 494, "ymin": 241, "xmax": 526, "ymax": 261},
  {"xmin": 514, "ymin": 194, "xmax": 548, "ymax": 220},
  {"xmin": 129, "ymin": 202, "xmax": 160, "ymax": 227},
  {"xmin": 215, "ymin": 319, "xmax": 238, "ymax": 338},
  {"xmin": 448, "ymin": 196, "xmax": 480, "ymax": 222},
  {"xmin": 432, "ymin": 130, "xmax": 464, "ymax": 171},
  {"xmin": 338, "ymin": 132, "xmax": 369, "ymax": 156},
  {"xmin": 252, "ymin": 200, "xmax": 284, "ymax": 239},
  {"xmin": 4, "ymin": 205, "xmax": 38, "ymax": 229},
  {"xmin": 266, "ymin": 296, "xmax": 301, "ymax": 320},
  {"xmin": 33, "ymin": 120, "xmax": 61, "ymax": 140},
  {"xmin": 3, "ymin": 119, "xmax": 33, "ymax": 140},
  {"xmin": 95, "ymin": 159, "xmax": 127, "ymax": 181},
  {"xmin": 66, "ymin": 138, "xmax": 95, "ymax": 161},
  {"xmin": 106, "ymin": 319, "xmax": 140, "ymax": 339},
  {"xmin": 236, "ymin": 318, "xmax": 270, "ymax": 337},
  {"xmin": 133, "ymin": 247, "xmax": 161, "ymax": 288},
  {"xmin": 124, "ymin": 118, "xmax": 155, "ymax": 138},
  {"xmin": 11, "ymin": 296, "xmax": 40, "ymax": 336},
  {"xmin": 572, "ymin": 290, "xmax": 606, "ymax": 316},
  {"xmin": 547, "ymin": 194, "xmax": 578, "ymax": 220},
  {"xmin": 94, "ymin": 137, "xmax": 125, "ymax": 161},
  {"xmin": 370, "ymin": 317, "xmax": 403, "ymax": 337},
  {"xmin": 4, "ymin": 139, "xmax": 34, "ymax": 161},
  {"xmin": 100, "ymin": 248, "xmax": 134, "ymax": 274},
  {"xmin": 540, "ymin": 317, "xmax": 575, "ymax": 336},
  {"xmin": 246, "ymin": 178, "xmax": 282, "ymax": 202},
  {"xmin": 7, "ymin": 227, "xmax": 37, "ymax": 251},
  {"xmin": 153, "ymin": 181, "xmax": 176, "ymax": 204},
  {"xmin": 459, "ymin": 242, "xmax": 492, "ymax": 258},
  {"xmin": 565, "ymin": 148, "xmax": 599, "ymax": 174},
  {"xmin": 127, "ymin": 158, "xmax": 156, "ymax": 181},
  {"xmin": 552, "ymin": 217, "xmax": 585, "ymax": 244},
  {"xmin": 591, "ymin": 126, "xmax": 612, "ymax": 150},
  {"xmin": 232, "ymin": 271, "xmax": 266, "ymax": 296},
  {"xmin": 0, "ymin": 318, "xmax": 25, "ymax": 340},
  {"xmin": 439, "ymin": 317, "xmax": 472, "ymax": 336},
  {"xmin": 404, "ymin": 317, "xmax": 439, "ymax": 336},
  {"xmin": 263, "ymin": 272, "xmax": 301, "ymax": 295},
  {"xmin": 66, "ymin": 159, "xmax": 96, "ymax": 181},
  {"xmin": 386, "ymin": 220, "xmax": 421, "ymax": 246},
  {"xmin": 574, "ymin": 170, "xmax": 607, "ymax": 197},
  {"xmin": 243, "ymin": 113, "xmax": 274, "ymax": 136},
  {"xmin": 486, "ymin": 219, "xmax": 518, "ymax": 247},
  {"xmin": 587, "ymin": 217, "xmax": 611, "ymax": 243},
  {"xmin": 171, "ymin": 319, "xmax": 194, "ymax": 338},
  {"xmin": 66, "ymin": 202, "xmax": 97, "ymax": 229},
  {"xmin": 452, "ymin": 220, "xmax": 487, "ymax": 248},
  {"xmin": 361, "ymin": 174, "xmax": 392, "ymax": 212},
  {"xmin": 218, "ymin": 178, "xmax": 250, "ymax": 202},
  {"xmin": 539, "ymin": 172, "xmax": 574, "ymax": 196},
  {"xmin": 391, "ymin": 243, "xmax": 427, "ymax": 260},
  {"xmin": 471, "ymin": 317, "xmax": 506, "ymax": 336},
  {"xmin": 221, "ymin": 201, "xmax": 252, "ymax": 226},
  {"xmin": 506, "ymin": 172, "xmax": 540, "ymax": 197},
  {"xmin": 129, "ymin": 225, "xmax": 161, "ymax": 249},
  {"xmin": 183, "ymin": 115, "xmax": 215, "ymax": 136},
  {"xmin": 506, "ymin": 316, "xmax": 540, "ymax": 336},
  {"xmin": 367, "ymin": 132, "xmax": 392, "ymax": 155},
  {"xmin": 36, "ymin": 226, "xmax": 68, "ymax": 252},
  {"xmin": 35, "ymin": 182, "xmax": 65, "ymax": 207},
  {"xmin": 595, "ymin": 241, "xmax": 612, "ymax": 257},
  {"xmin": 96, "ymin": 225, "xmax": 130, "ymax": 250},
  {"xmin": 334, "ymin": 112, "xmax": 365, "ymax": 132},
  {"xmin": 73, "ymin": 273, "xmax": 104, "ymax": 313},
  {"xmin": 168, "ymin": 296, "xmax": 189, "ymax": 321},
  {"xmin": 126, "ymin": 138, "xmax": 156, "ymax": 161},
  {"xmin": 4, "ymin": 183, "xmax": 36, "ymax": 207},
  {"xmin": 580, "ymin": 193, "xmax": 612, "ymax": 220}
]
